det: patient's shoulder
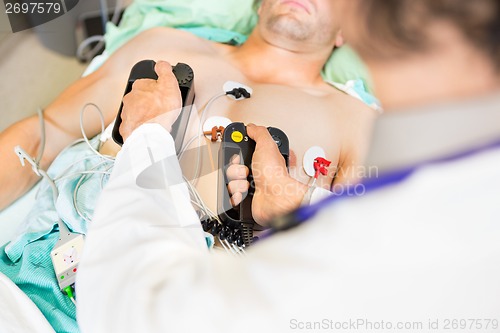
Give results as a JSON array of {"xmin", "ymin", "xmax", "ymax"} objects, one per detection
[
  {"xmin": 133, "ymin": 26, "xmax": 195, "ymax": 41},
  {"xmin": 326, "ymin": 85, "xmax": 374, "ymax": 114},
  {"xmin": 100, "ymin": 26, "xmax": 221, "ymax": 73},
  {"xmin": 129, "ymin": 27, "xmax": 217, "ymax": 53}
]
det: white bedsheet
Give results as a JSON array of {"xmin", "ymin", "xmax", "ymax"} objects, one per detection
[{"xmin": 0, "ymin": 272, "xmax": 54, "ymax": 333}]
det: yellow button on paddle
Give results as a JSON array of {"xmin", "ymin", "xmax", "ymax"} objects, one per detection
[{"xmin": 231, "ymin": 131, "xmax": 244, "ymax": 143}]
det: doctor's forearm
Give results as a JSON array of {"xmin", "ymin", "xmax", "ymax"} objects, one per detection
[{"xmin": 77, "ymin": 124, "xmax": 210, "ymax": 331}]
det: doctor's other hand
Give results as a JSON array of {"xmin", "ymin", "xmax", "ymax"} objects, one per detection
[
  {"xmin": 247, "ymin": 124, "xmax": 308, "ymax": 226},
  {"xmin": 119, "ymin": 60, "xmax": 182, "ymax": 142}
]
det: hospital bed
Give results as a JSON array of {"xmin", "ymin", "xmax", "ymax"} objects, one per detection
[{"xmin": 0, "ymin": 0, "xmax": 376, "ymax": 331}]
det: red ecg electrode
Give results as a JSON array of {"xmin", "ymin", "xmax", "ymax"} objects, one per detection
[{"xmin": 313, "ymin": 157, "xmax": 331, "ymax": 179}]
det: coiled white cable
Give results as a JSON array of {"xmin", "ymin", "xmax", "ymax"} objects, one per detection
[
  {"xmin": 16, "ymin": 104, "xmax": 115, "ymax": 227},
  {"xmin": 79, "ymin": 103, "xmax": 115, "ymax": 162}
]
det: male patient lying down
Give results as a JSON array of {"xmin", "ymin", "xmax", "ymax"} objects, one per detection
[{"xmin": 0, "ymin": 1, "xmax": 376, "ymax": 331}]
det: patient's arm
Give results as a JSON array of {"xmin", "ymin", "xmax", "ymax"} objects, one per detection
[
  {"xmin": 0, "ymin": 28, "xmax": 183, "ymax": 210},
  {"xmin": 0, "ymin": 48, "xmax": 140, "ymax": 210}
]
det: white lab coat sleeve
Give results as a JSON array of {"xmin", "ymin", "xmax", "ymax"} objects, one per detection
[
  {"xmin": 76, "ymin": 123, "xmax": 215, "ymax": 332},
  {"xmin": 77, "ymin": 123, "xmax": 327, "ymax": 333}
]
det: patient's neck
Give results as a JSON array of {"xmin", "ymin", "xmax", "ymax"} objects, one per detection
[{"xmin": 226, "ymin": 31, "xmax": 332, "ymax": 89}]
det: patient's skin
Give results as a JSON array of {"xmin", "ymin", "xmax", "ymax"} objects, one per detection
[
  {"xmin": 96, "ymin": 28, "xmax": 374, "ymax": 213},
  {"xmin": 0, "ymin": 0, "xmax": 376, "ymax": 212}
]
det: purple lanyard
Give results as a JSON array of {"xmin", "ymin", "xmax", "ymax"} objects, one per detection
[{"xmin": 264, "ymin": 137, "xmax": 500, "ymax": 237}]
